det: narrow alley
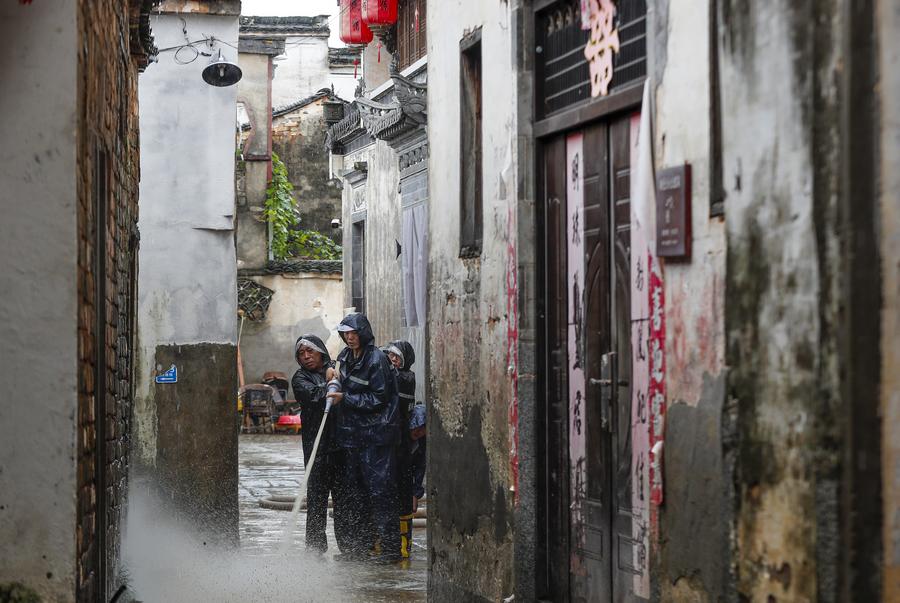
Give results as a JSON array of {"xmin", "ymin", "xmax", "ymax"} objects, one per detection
[{"xmin": 2, "ymin": 0, "xmax": 900, "ymax": 602}]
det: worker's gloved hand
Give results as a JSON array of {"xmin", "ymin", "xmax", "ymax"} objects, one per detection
[
  {"xmin": 325, "ymin": 376, "xmax": 343, "ymax": 406},
  {"xmin": 325, "ymin": 374, "xmax": 342, "ymax": 407}
]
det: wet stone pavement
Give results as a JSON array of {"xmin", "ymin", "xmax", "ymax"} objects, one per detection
[
  {"xmin": 239, "ymin": 435, "xmax": 427, "ymax": 602},
  {"xmin": 123, "ymin": 435, "xmax": 426, "ymax": 602}
]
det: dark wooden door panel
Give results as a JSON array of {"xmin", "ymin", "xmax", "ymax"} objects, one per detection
[
  {"xmin": 578, "ymin": 121, "xmax": 612, "ymax": 602},
  {"xmin": 609, "ymin": 115, "xmax": 640, "ymax": 602},
  {"xmin": 541, "ymin": 112, "xmax": 640, "ymax": 602}
]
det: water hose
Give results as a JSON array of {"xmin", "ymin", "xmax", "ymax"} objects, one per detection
[{"xmin": 259, "ymin": 495, "xmax": 427, "ymax": 521}]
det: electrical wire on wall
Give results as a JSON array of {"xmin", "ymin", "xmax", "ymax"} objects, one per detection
[
  {"xmin": 148, "ymin": 16, "xmax": 244, "ymax": 86},
  {"xmin": 146, "ymin": 7, "xmax": 359, "ymax": 83},
  {"xmin": 151, "ymin": 17, "xmax": 242, "ymax": 65},
  {"xmin": 149, "ymin": 4, "xmax": 357, "ymax": 62}
]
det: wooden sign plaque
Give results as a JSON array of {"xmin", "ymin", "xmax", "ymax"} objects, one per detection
[{"xmin": 656, "ymin": 164, "xmax": 692, "ymax": 259}]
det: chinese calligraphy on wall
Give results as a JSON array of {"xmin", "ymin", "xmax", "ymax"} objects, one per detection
[{"xmin": 583, "ymin": 0, "xmax": 620, "ymax": 97}]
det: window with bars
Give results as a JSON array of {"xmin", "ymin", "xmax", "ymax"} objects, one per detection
[
  {"xmin": 396, "ymin": 0, "xmax": 427, "ymax": 70},
  {"xmin": 535, "ymin": 0, "xmax": 647, "ymax": 119}
]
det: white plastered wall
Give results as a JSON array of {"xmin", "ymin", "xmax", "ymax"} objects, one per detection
[
  {"xmin": 240, "ymin": 274, "xmax": 344, "ymax": 386},
  {"xmin": 136, "ymin": 12, "xmax": 240, "ymax": 467},
  {"xmin": 652, "ymin": 1, "xmax": 727, "ymax": 407},
  {"xmin": 272, "ymin": 35, "xmax": 357, "ymax": 105},
  {"xmin": 0, "ymin": 2, "xmax": 79, "ymax": 599}
]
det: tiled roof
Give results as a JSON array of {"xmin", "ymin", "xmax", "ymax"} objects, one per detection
[
  {"xmin": 272, "ymin": 89, "xmax": 332, "ymax": 118},
  {"xmin": 239, "ymin": 260, "xmax": 343, "ymax": 276},
  {"xmin": 239, "ymin": 15, "xmax": 329, "ymax": 35},
  {"xmin": 329, "ymin": 46, "xmax": 362, "ymax": 67}
]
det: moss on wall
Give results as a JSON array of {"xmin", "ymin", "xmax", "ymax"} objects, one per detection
[{"xmin": 0, "ymin": 582, "xmax": 41, "ymax": 603}]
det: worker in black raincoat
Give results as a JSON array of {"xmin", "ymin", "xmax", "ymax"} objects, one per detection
[
  {"xmin": 382, "ymin": 340, "xmax": 417, "ymax": 558},
  {"xmin": 290, "ymin": 334, "xmax": 351, "ymax": 554},
  {"xmin": 328, "ymin": 313, "xmax": 402, "ymax": 563}
]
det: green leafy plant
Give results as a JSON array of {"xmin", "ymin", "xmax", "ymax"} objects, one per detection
[
  {"xmin": 288, "ymin": 229, "xmax": 343, "ymax": 260},
  {"xmin": 263, "ymin": 152, "xmax": 342, "ymax": 261},
  {"xmin": 262, "ymin": 152, "xmax": 298, "ymax": 260}
]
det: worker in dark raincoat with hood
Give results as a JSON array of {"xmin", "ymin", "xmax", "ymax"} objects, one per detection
[
  {"xmin": 328, "ymin": 313, "xmax": 402, "ymax": 563},
  {"xmin": 382, "ymin": 340, "xmax": 417, "ymax": 558},
  {"xmin": 290, "ymin": 334, "xmax": 351, "ymax": 554}
]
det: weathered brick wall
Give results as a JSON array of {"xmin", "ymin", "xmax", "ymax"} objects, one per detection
[
  {"xmin": 76, "ymin": 1, "xmax": 147, "ymax": 599},
  {"xmin": 272, "ymin": 99, "xmax": 342, "ymax": 242}
]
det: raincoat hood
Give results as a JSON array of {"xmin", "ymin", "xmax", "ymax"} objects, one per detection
[
  {"xmin": 333, "ymin": 313, "xmax": 401, "ymax": 448},
  {"xmin": 294, "ymin": 333, "xmax": 332, "ymax": 366},
  {"xmin": 383, "ymin": 340, "xmax": 415, "ymax": 371},
  {"xmin": 337, "ymin": 313, "xmax": 375, "ymax": 348}
]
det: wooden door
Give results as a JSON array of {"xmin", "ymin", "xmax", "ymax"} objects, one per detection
[{"xmin": 541, "ymin": 113, "xmax": 640, "ymax": 602}]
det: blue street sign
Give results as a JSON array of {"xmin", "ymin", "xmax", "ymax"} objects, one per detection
[{"xmin": 155, "ymin": 364, "xmax": 178, "ymax": 384}]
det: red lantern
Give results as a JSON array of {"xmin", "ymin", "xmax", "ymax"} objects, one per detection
[
  {"xmin": 362, "ymin": 0, "xmax": 398, "ymax": 28},
  {"xmin": 340, "ymin": 0, "xmax": 374, "ymax": 45}
]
